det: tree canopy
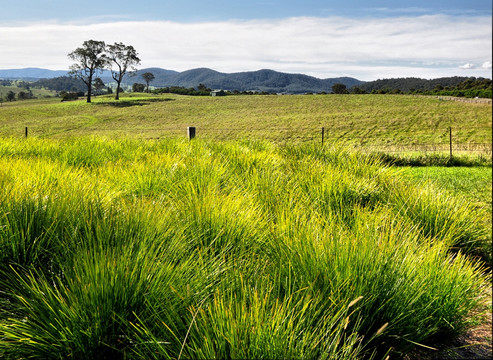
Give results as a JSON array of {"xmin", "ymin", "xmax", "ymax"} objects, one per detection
[
  {"xmin": 331, "ymin": 83, "xmax": 349, "ymax": 94},
  {"xmin": 68, "ymin": 40, "xmax": 108, "ymax": 103},
  {"xmin": 106, "ymin": 43, "xmax": 140, "ymax": 100},
  {"xmin": 142, "ymin": 72, "xmax": 155, "ymax": 93}
]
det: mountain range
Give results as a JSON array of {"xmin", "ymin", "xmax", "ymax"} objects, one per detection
[
  {"xmin": 3, "ymin": 67, "xmax": 487, "ymax": 95},
  {"xmin": 0, "ymin": 67, "xmax": 363, "ymax": 94}
]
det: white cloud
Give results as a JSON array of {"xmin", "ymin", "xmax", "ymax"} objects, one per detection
[
  {"xmin": 459, "ymin": 63, "xmax": 476, "ymax": 69},
  {"xmin": 482, "ymin": 61, "xmax": 492, "ymax": 69},
  {"xmin": 0, "ymin": 15, "xmax": 491, "ymax": 80}
]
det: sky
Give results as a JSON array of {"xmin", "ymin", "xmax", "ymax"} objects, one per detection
[{"xmin": 0, "ymin": 0, "xmax": 491, "ymax": 80}]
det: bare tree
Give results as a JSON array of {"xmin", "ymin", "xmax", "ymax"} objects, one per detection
[
  {"xmin": 142, "ymin": 72, "xmax": 155, "ymax": 93},
  {"xmin": 106, "ymin": 43, "xmax": 141, "ymax": 100},
  {"xmin": 68, "ymin": 40, "xmax": 107, "ymax": 103}
]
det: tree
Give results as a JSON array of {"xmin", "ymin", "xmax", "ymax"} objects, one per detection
[
  {"xmin": 142, "ymin": 72, "xmax": 155, "ymax": 93},
  {"xmin": 17, "ymin": 90, "xmax": 34, "ymax": 100},
  {"xmin": 93, "ymin": 77, "xmax": 106, "ymax": 95},
  {"xmin": 132, "ymin": 83, "xmax": 146, "ymax": 92},
  {"xmin": 106, "ymin": 42, "xmax": 140, "ymax": 100},
  {"xmin": 7, "ymin": 91, "xmax": 15, "ymax": 102},
  {"xmin": 68, "ymin": 40, "xmax": 108, "ymax": 103},
  {"xmin": 331, "ymin": 83, "xmax": 349, "ymax": 94},
  {"xmin": 351, "ymin": 86, "xmax": 367, "ymax": 94}
]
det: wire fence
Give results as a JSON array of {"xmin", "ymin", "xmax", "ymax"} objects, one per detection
[{"xmin": 18, "ymin": 125, "xmax": 493, "ymax": 156}]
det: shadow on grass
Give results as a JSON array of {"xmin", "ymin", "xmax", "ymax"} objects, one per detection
[
  {"xmin": 374, "ymin": 152, "xmax": 492, "ymax": 167},
  {"xmin": 95, "ymin": 98, "xmax": 175, "ymax": 108}
]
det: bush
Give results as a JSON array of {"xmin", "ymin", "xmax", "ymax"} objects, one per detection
[
  {"xmin": 132, "ymin": 83, "xmax": 146, "ymax": 93},
  {"xmin": 59, "ymin": 91, "xmax": 80, "ymax": 101}
]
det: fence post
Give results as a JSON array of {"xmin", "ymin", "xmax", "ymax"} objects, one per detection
[
  {"xmin": 321, "ymin": 127, "xmax": 325, "ymax": 146},
  {"xmin": 25, "ymin": 127, "xmax": 28, "ymax": 138},
  {"xmin": 187, "ymin": 126, "xmax": 196, "ymax": 141},
  {"xmin": 449, "ymin": 126, "xmax": 452, "ymax": 158}
]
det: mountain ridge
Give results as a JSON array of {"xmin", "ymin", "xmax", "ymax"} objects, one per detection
[
  {"xmin": 0, "ymin": 67, "xmax": 363, "ymax": 94},
  {"xmin": 2, "ymin": 67, "xmax": 487, "ymax": 95}
]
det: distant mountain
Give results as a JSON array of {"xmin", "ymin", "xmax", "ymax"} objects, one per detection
[
  {"xmin": 1, "ymin": 66, "xmax": 364, "ymax": 93},
  {"xmin": 132, "ymin": 68, "xmax": 180, "ymax": 86},
  {"xmin": 129, "ymin": 68, "xmax": 363, "ymax": 94},
  {"xmin": 0, "ymin": 68, "xmax": 69, "ymax": 79},
  {"xmin": 4, "ymin": 67, "xmax": 487, "ymax": 95}
]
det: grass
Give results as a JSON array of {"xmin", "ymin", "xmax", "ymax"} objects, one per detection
[
  {"xmin": 0, "ymin": 137, "xmax": 490, "ymax": 359},
  {"xmin": 0, "ymin": 94, "xmax": 491, "ymax": 358},
  {"xmin": 404, "ymin": 166, "xmax": 492, "ymax": 260},
  {"xmin": 0, "ymin": 94, "xmax": 491, "ymax": 153},
  {"xmin": 404, "ymin": 167, "xmax": 492, "ymax": 211},
  {"xmin": 0, "ymin": 84, "xmax": 56, "ymax": 100}
]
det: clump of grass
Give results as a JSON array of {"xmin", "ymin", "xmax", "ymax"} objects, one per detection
[{"xmin": 0, "ymin": 137, "xmax": 490, "ymax": 359}]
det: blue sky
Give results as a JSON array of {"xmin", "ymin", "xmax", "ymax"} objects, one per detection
[
  {"xmin": 2, "ymin": 0, "xmax": 491, "ymax": 22},
  {"xmin": 0, "ymin": 0, "xmax": 491, "ymax": 80}
]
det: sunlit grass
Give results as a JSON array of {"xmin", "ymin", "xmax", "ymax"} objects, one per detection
[
  {"xmin": 0, "ymin": 137, "xmax": 490, "ymax": 359},
  {"xmin": 0, "ymin": 94, "xmax": 491, "ymax": 151}
]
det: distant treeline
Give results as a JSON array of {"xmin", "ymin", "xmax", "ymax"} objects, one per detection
[
  {"xmin": 0, "ymin": 77, "xmax": 86, "ymax": 93},
  {"xmin": 30, "ymin": 76, "xmax": 87, "ymax": 92},
  {"xmin": 151, "ymin": 84, "xmax": 276, "ymax": 96},
  {"xmin": 353, "ymin": 76, "xmax": 492, "ymax": 98},
  {"xmin": 3, "ymin": 75, "xmax": 491, "ymax": 99}
]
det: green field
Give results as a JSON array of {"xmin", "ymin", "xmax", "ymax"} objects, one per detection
[
  {"xmin": 0, "ymin": 93, "xmax": 491, "ymax": 154},
  {"xmin": 0, "ymin": 94, "xmax": 491, "ymax": 359},
  {"xmin": 0, "ymin": 84, "xmax": 56, "ymax": 100}
]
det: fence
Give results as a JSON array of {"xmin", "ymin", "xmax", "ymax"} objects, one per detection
[{"xmin": 19, "ymin": 125, "xmax": 492, "ymax": 156}]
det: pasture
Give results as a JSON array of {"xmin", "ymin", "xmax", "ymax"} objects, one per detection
[
  {"xmin": 0, "ymin": 94, "xmax": 491, "ymax": 359},
  {"xmin": 0, "ymin": 93, "xmax": 491, "ymax": 152}
]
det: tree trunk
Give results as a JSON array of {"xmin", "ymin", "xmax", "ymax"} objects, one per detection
[
  {"xmin": 115, "ymin": 82, "xmax": 121, "ymax": 100},
  {"xmin": 86, "ymin": 72, "xmax": 93, "ymax": 103}
]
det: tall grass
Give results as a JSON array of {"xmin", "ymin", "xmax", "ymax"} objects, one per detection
[{"xmin": 0, "ymin": 137, "xmax": 490, "ymax": 359}]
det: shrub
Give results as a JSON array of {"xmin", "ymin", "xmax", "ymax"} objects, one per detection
[{"xmin": 59, "ymin": 91, "xmax": 80, "ymax": 101}]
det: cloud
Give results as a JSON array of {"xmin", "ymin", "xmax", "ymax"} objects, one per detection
[
  {"xmin": 0, "ymin": 15, "xmax": 491, "ymax": 80},
  {"xmin": 459, "ymin": 63, "xmax": 476, "ymax": 69},
  {"xmin": 482, "ymin": 61, "xmax": 492, "ymax": 69}
]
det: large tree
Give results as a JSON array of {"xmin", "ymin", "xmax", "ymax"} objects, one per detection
[
  {"xmin": 331, "ymin": 83, "xmax": 349, "ymax": 94},
  {"xmin": 106, "ymin": 42, "xmax": 140, "ymax": 100},
  {"xmin": 142, "ymin": 72, "xmax": 155, "ymax": 93},
  {"xmin": 68, "ymin": 40, "xmax": 107, "ymax": 103}
]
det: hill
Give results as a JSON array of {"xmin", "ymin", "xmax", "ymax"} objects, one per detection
[
  {"xmin": 0, "ymin": 68, "xmax": 68, "ymax": 80},
  {"xmin": 1, "ymin": 67, "xmax": 363, "ymax": 94},
  {"xmin": 3, "ymin": 67, "xmax": 490, "ymax": 95},
  {"xmin": 357, "ymin": 76, "xmax": 492, "ymax": 93},
  {"xmin": 132, "ymin": 68, "xmax": 363, "ymax": 94}
]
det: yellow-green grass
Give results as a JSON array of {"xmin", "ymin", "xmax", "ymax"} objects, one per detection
[
  {"xmin": 0, "ymin": 94, "xmax": 491, "ymax": 153},
  {"xmin": 0, "ymin": 137, "xmax": 490, "ymax": 359},
  {"xmin": 405, "ymin": 167, "xmax": 492, "ymax": 211},
  {"xmin": 0, "ymin": 85, "xmax": 56, "ymax": 99},
  {"xmin": 405, "ymin": 166, "xmax": 492, "ymax": 249}
]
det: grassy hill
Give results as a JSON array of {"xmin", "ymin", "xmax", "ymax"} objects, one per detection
[
  {"xmin": 1, "ymin": 93, "xmax": 491, "ymax": 156},
  {"xmin": 0, "ymin": 83, "xmax": 56, "ymax": 100}
]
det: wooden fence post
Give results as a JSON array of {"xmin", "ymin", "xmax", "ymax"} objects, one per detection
[
  {"xmin": 321, "ymin": 127, "xmax": 325, "ymax": 146},
  {"xmin": 187, "ymin": 126, "xmax": 196, "ymax": 141},
  {"xmin": 25, "ymin": 127, "xmax": 28, "ymax": 138}
]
